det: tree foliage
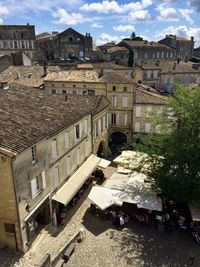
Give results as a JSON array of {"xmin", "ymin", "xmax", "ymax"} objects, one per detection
[{"xmin": 136, "ymin": 84, "xmax": 200, "ymax": 204}]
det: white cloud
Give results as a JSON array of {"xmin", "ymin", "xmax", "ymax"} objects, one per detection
[
  {"xmin": 0, "ymin": 4, "xmax": 9, "ymax": 15},
  {"xmin": 113, "ymin": 24, "xmax": 135, "ymax": 32},
  {"xmin": 157, "ymin": 7, "xmax": 178, "ymax": 21},
  {"xmin": 154, "ymin": 25, "xmax": 200, "ymax": 46},
  {"xmin": 80, "ymin": 0, "xmax": 152, "ymax": 14},
  {"xmin": 53, "ymin": 8, "xmax": 84, "ymax": 25},
  {"xmin": 179, "ymin": 9, "xmax": 193, "ymax": 24},
  {"xmin": 129, "ymin": 9, "xmax": 151, "ymax": 21},
  {"xmin": 96, "ymin": 32, "xmax": 128, "ymax": 45},
  {"xmin": 189, "ymin": 0, "xmax": 200, "ymax": 12},
  {"xmin": 0, "ymin": 18, "xmax": 3, "ymax": 24},
  {"xmin": 91, "ymin": 23, "xmax": 103, "ymax": 28}
]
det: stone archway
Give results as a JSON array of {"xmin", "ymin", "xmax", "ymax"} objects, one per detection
[{"xmin": 110, "ymin": 132, "xmax": 127, "ymax": 146}]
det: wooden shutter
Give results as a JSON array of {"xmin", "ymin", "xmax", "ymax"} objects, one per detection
[{"xmin": 42, "ymin": 171, "xmax": 46, "ymax": 189}]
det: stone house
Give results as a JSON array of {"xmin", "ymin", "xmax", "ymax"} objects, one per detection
[
  {"xmin": 0, "ymin": 24, "xmax": 36, "ymax": 59},
  {"xmin": 135, "ymin": 61, "xmax": 200, "ymax": 92},
  {"xmin": 36, "ymin": 28, "xmax": 92, "ymax": 60},
  {"xmin": 133, "ymin": 86, "xmax": 167, "ymax": 137},
  {"xmin": 44, "ymin": 69, "xmax": 136, "ymax": 144},
  {"xmin": 117, "ymin": 39, "xmax": 176, "ymax": 65},
  {"xmin": 0, "ymin": 85, "xmax": 109, "ymax": 252},
  {"xmin": 158, "ymin": 35, "xmax": 194, "ymax": 61}
]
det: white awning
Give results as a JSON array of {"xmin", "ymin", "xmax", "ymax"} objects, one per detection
[
  {"xmin": 88, "ymin": 186, "xmax": 122, "ymax": 210},
  {"xmin": 52, "ymin": 154, "xmax": 100, "ymax": 206},
  {"xmin": 98, "ymin": 158, "xmax": 111, "ymax": 169}
]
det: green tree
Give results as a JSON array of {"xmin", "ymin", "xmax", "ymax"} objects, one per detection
[
  {"xmin": 136, "ymin": 84, "xmax": 200, "ymax": 204},
  {"xmin": 131, "ymin": 32, "xmax": 136, "ymax": 40},
  {"xmin": 128, "ymin": 49, "xmax": 134, "ymax": 67}
]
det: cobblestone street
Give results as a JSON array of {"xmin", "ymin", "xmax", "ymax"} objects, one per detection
[{"xmin": 1, "ymin": 166, "xmax": 200, "ymax": 267}]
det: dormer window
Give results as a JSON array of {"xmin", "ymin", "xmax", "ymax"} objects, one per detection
[{"xmin": 69, "ymin": 37, "xmax": 73, "ymax": 41}]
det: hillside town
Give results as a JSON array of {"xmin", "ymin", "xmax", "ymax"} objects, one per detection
[{"xmin": 0, "ymin": 20, "xmax": 200, "ymax": 267}]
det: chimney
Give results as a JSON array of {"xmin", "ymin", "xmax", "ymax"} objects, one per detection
[
  {"xmin": 173, "ymin": 62, "xmax": 176, "ymax": 70},
  {"xmin": 43, "ymin": 61, "xmax": 47, "ymax": 77},
  {"xmin": 191, "ymin": 36, "xmax": 194, "ymax": 42}
]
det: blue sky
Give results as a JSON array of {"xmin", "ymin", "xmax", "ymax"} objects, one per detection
[{"xmin": 1, "ymin": 0, "xmax": 200, "ymax": 46}]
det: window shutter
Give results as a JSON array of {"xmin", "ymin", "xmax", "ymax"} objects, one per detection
[
  {"xmin": 31, "ymin": 178, "xmax": 37, "ymax": 198},
  {"xmin": 98, "ymin": 119, "xmax": 101, "ymax": 135},
  {"xmin": 65, "ymin": 132, "xmax": 69, "ymax": 149},
  {"xmin": 53, "ymin": 166, "xmax": 59, "ymax": 188},
  {"xmin": 84, "ymin": 119, "xmax": 88, "ymax": 134},
  {"xmin": 74, "ymin": 127, "xmax": 77, "ymax": 142},
  {"xmin": 135, "ymin": 122, "xmax": 140, "ymax": 132},
  {"xmin": 146, "ymin": 106, "xmax": 152, "ymax": 117},
  {"xmin": 135, "ymin": 106, "xmax": 141, "ymax": 117},
  {"xmin": 66, "ymin": 156, "xmax": 71, "ymax": 176},
  {"xmin": 51, "ymin": 139, "xmax": 57, "ymax": 159},
  {"xmin": 79, "ymin": 123, "xmax": 82, "ymax": 138},
  {"xmin": 42, "ymin": 171, "xmax": 46, "ymax": 189},
  {"xmin": 116, "ymin": 114, "xmax": 119, "ymax": 125},
  {"xmin": 124, "ymin": 114, "xmax": 128, "ymax": 126},
  {"xmin": 103, "ymin": 116, "xmax": 106, "ymax": 130},
  {"xmin": 145, "ymin": 123, "xmax": 151, "ymax": 133},
  {"xmin": 122, "ymin": 97, "xmax": 128, "ymax": 107},
  {"xmin": 77, "ymin": 147, "xmax": 81, "ymax": 165}
]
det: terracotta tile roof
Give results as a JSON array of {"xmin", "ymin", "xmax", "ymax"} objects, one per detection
[
  {"xmin": 92, "ymin": 62, "xmax": 132, "ymax": 70},
  {"xmin": 45, "ymin": 70, "xmax": 101, "ymax": 83},
  {"xmin": 138, "ymin": 61, "xmax": 200, "ymax": 74},
  {"xmin": 101, "ymin": 72, "xmax": 134, "ymax": 84},
  {"xmin": 0, "ymin": 84, "xmax": 106, "ymax": 154},
  {"xmin": 136, "ymin": 87, "xmax": 167, "ymax": 105},
  {"xmin": 119, "ymin": 40, "xmax": 173, "ymax": 49},
  {"xmin": 0, "ymin": 66, "xmax": 60, "ymax": 87},
  {"xmin": 106, "ymin": 46, "xmax": 128, "ymax": 53}
]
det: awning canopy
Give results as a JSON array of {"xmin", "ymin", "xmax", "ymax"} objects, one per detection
[
  {"xmin": 89, "ymin": 171, "xmax": 162, "ymax": 211},
  {"xmin": 98, "ymin": 158, "xmax": 111, "ymax": 169},
  {"xmin": 52, "ymin": 154, "xmax": 100, "ymax": 206},
  {"xmin": 190, "ymin": 206, "xmax": 200, "ymax": 222},
  {"xmin": 88, "ymin": 186, "xmax": 122, "ymax": 210}
]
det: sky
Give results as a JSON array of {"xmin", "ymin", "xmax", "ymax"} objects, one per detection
[{"xmin": 0, "ymin": 0, "xmax": 200, "ymax": 46}]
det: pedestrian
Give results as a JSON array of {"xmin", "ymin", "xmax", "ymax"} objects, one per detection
[
  {"xmin": 111, "ymin": 210, "xmax": 117, "ymax": 225},
  {"xmin": 119, "ymin": 215, "xmax": 125, "ymax": 228},
  {"xmin": 187, "ymin": 256, "xmax": 194, "ymax": 266}
]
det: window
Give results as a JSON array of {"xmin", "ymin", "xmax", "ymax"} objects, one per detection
[
  {"xmin": 155, "ymin": 125, "xmax": 161, "ymax": 134},
  {"xmin": 135, "ymin": 122, "xmax": 140, "ymax": 132},
  {"xmin": 74, "ymin": 124, "xmax": 80, "ymax": 141},
  {"xmin": 65, "ymin": 132, "xmax": 70, "ymax": 149},
  {"xmin": 153, "ymin": 71, "xmax": 158, "ymax": 79},
  {"xmin": 88, "ymin": 89, "xmax": 95, "ymax": 95},
  {"xmin": 21, "ymin": 41, "xmax": 25, "ymax": 49},
  {"xmin": 112, "ymin": 86, "xmax": 116, "ymax": 91},
  {"xmin": 29, "ymin": 41, "xmax": 32, "ymax": 49},
  {"xmin": 123, "ymin": 114, "xmax": 128, "ymax": 126},
  {"xmin": 52, "ymin": 89, "xmax": 56, "ymax": 94},
  {"xmin": 73, "ymin": 84, "xmax": 76, "ymax": 87},
  {"xmin": 157, "ymin": 51, "xmax": 159, "ymax": 58},
  {"xmin": 13, "ymin": 33, "xmax": 16, "ymax": 39},
  {"xmin": 111, "ymin": 114, "xmax": 116, "ymax": 124},
  {"xmin": 63, "ymin": 90, "xmax": 66, "ymax": 94},
  {"xmin": 111, "ymin": 96, "xmax": 117, "ymax": 107},
  {"xmin": 31, "ymin": 146, "xmax": 37, "ymax": 165},
  {"xmin": 4, "ymin": 223, "xmax": 15, "ymax": 234},
  {"xmin": 51, "ymin": 139, "xmax": 58, "ymax": 159},
  {"xmin": 147, "ymin": 71, "xmax": 151, "ymax": 79},
  {"xmin": 145, "ymin": 123, "xmax": 151, "ymax": 133},
  {"xmin": 122, "ymin": 96, "xmax": 128, "ymax": 107},
  {"xmin": 53, "ymin": 165, "xmax": 59, "ymax": 187},
  {"xmin": 135, "ymin": 106, "xmax": 141, "ymax": 117},
  {"xmin": 31, "ymin": 175, "xmax": 41, "ymax": 198},
  {"xmin": 124, "ymin": 87, "xmax": 127, "ymax": 92},
  {"xmin": 69, "ymin": 37, "xmax": 73, "ymax": 41},
  {"xmin": 21, "ymin": 33, "xmax": 24, "ymax": 39},
  {"xmin": 146, "ymin": 106, "xmax": 152, "ymax": 117}
]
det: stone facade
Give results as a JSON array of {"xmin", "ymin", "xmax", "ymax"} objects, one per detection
[
  {"xmin": 44, "ymin": 70, "xmax": 136, "ymax": 145},
  {"xmin": 158, "ymin": 35, "xmax": 194, "ymax": 61},
  {"xmin": 36, "ymin": 28, "xmax": 92, "ymax": 60},
  {"xmin": 0, "ymin": 87, "xmax": 109, "ymax": 252},
  {"xmin": 133, "ymin": 87, "xmax": 167, "ymax": 137},
  {"xmin": 0, "ymin": 24, "xmax": 36, "ymax": 59},
  {"xmin": 135, "ymin": 61, "xmax": 200, "ymax": 92},
  {"xmin": 118, "ymin": 40, "xmax": 176, "ymax": 66}
]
